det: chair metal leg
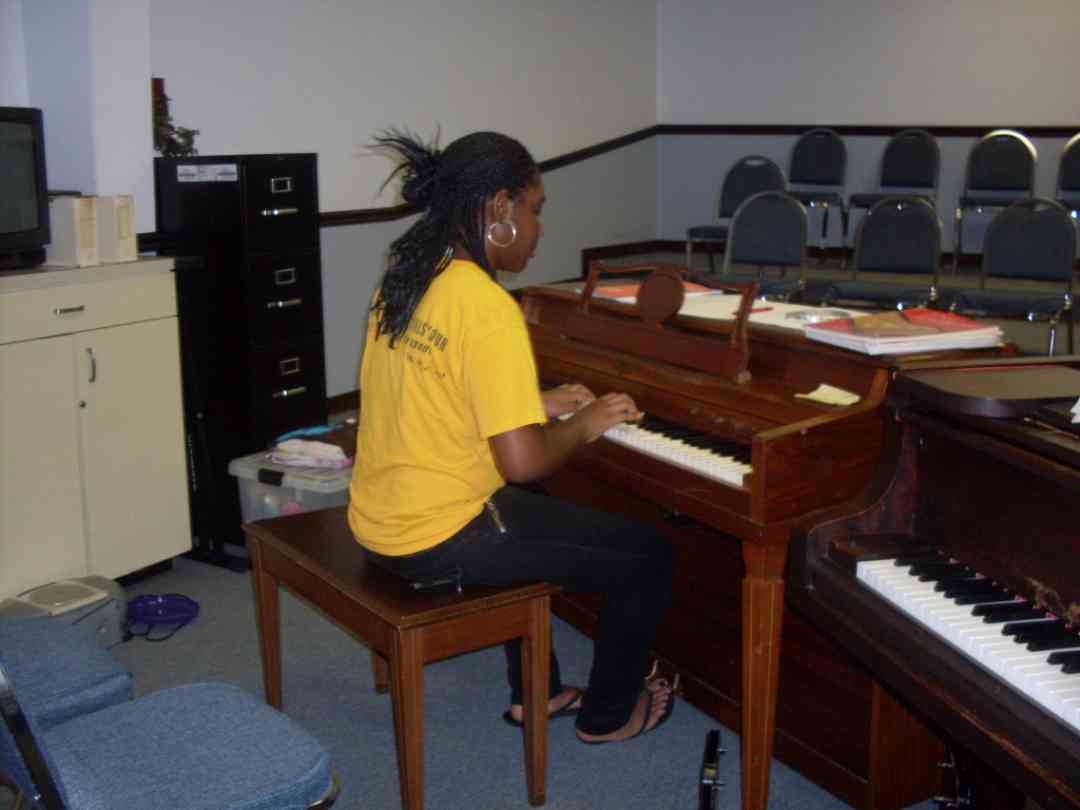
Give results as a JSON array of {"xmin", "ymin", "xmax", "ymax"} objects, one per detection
[
  {"xmin": 686, "ymin": 240, "xmax": 694, "ymax": 273},
  {"xmin": 952, "ymin": 207, "xmax": 963, "ymax": 275},
  {"xmin": 840, "ymin": 207, "xmax": 851, "ymax": 270},
  {"xmin": 1048, "ymin": 320, "xmax": 1057, "ymax": 356}
]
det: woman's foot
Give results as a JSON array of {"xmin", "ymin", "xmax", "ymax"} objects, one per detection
[
  {"xmin": 574, "ymin": 680, "xmax": 675, "ymax": 744},
  {"xmin": 503, "ymin": 686, "xmax": 583, "ymax": 726}
]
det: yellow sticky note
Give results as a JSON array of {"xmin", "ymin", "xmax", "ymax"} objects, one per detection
[{"xmin": 794, "ymin": 383, "xmax": 861, "ymax": 406}]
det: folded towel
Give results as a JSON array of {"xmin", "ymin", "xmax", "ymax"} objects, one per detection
[{"xmin": 271, "ymin": 439, "xmax": 353, "ymax": 469}]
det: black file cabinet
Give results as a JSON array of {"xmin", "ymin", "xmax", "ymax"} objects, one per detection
[{"xmin": 154, "ymin": 153, "xmax": 327, "ymax": 561}]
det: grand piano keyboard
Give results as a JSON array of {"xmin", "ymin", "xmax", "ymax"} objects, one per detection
[
  {"xmin": 602, "ymin": 415, "xmax": 752, "ymax": 487},
  {"xmin": 857, "ymin": 553, "xmax": 1080, "ymax": 734}
]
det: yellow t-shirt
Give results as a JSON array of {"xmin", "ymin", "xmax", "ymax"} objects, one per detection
[{"xmin": 348, "ymin": 259, "xmax": 547, "ymax": 555}]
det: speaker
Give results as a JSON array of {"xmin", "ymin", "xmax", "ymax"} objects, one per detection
[
  {"xmin": 96, "ymin": 194, "xmax": 137, "ymax": 263},
  {"xmin": 45, "ymin": 195, "xmax": 99, "ymax": 267}
]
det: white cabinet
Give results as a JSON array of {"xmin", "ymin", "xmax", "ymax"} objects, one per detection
[{"xmin": 0, "ymin": 259, "xmax": 192, "ymax": 598}]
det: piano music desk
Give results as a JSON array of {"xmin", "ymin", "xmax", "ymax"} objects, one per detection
[{"xmin": 521, "ymin": 279, "xmax": 1013, "ymax": 810}]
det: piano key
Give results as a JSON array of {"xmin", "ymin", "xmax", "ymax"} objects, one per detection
[
  {"xmin": 856, "ymin": 556, "xmax": 1080, "ymax": 734},
  {"xmin": 1049, "ymin": 651, "xmax": 1080, "ymax": 674},
  {"xmin": 602, "ymin": 420, "xmax": 752, "ymax": 487}
]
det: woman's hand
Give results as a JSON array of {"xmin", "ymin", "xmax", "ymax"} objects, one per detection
[
  {"xmin": 576, "ymin": 392, "xmax": 644, "ymax": 443},
  {"xmin": 542, "ymin": 383, "xmax": 595, "ymax": 418}
]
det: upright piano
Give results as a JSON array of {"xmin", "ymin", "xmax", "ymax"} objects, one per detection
[
  {"xmin": 789, "ymin": 357, "xmax": 1080, "ymax": 809},
  {"xmin": 519, "ymin": 263, "xmax": 1012, "ymax": 810}
]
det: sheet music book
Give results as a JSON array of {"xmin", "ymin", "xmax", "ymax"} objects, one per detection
[{"xmin": 803, "ymin": 308, "xmax": 1003, "ymax": 355}]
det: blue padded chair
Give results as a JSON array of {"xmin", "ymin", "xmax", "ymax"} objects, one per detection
[
  {"xmin": 951, "ymin": 129, "xmax": 1037, "ymax": 274},
  {"xmin": 950, "ymin": 198, "xmax": 1077, "ymax": 356},
  {"xmin": 720, "ymin": 191, "xmax": 809, "ymax": 302},
  {"xmin": 787, "ymin": 128, "xmax": 847, "ymax": 256},
  {"xmin": 1056, "ymin": 132, "xmax": 1080, "ymax": 219},
  {"xmin": 0, "ymin": 617, "xmax": 133, "ymax": 796},
  {"xmin": 686, "ymin": 155, "xmax": 786, "ymax": 274},
  {"xmin": 844, "ymin": 129, "xmax": 940, "ymax": 267},
  {"xmin": 823, "ymin": 196, "xmax": 942, "ymax": 310},
  {"xmin": 0, "ymin": 662, "xmax": 340, "ymax": 810}
]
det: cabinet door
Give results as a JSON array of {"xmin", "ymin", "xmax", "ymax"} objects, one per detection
[
  {"xmin": 75, "ymin": 317, "xmax": 192, "ymax": 578},
  {"xmin": 0, "ymin": 336, "xmax": 88, "ymax": 598}
]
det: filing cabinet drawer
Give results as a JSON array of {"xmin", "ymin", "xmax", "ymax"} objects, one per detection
[
  {"xmin": 249, "ymin": 339, "xmax": 327, "ymax": 445},
  {"xmin": 247, "ymin": 252, "xmax": 323, "ymax": 343},
  {"xmin": 243, "ymin": 155, "xmax": 319, "ymax": 251}
]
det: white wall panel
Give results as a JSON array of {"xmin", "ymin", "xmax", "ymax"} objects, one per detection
[{"xmin": 149, "ymin": 0, "xmax": 657, "ymax": 213}]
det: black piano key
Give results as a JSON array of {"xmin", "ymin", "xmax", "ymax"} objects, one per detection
[
  {"xmin": 1003, "ymin": 619, "xmax": 1067, "ymax": 640},
  {"xmin": 952, "ymin": 588, "xmax": 1014, "ymax": 606},
  {"xmin": 1027, "ymin": 632, "xmax": 1080, "ymax": 652},
  {"xmin": 893, "ymin": 552, "xmax": 944, "ymax": 567},
  {"xmin": 909, "ymin": 561, "xmax": 974, "ymax": 582},
  {"xmin": 1048, "ymin": 650, "xmax": 1080, "ymax": 674},
  {"xmin": 974, "ymin": 603, "xmax": 1046, "ymax": 623},
  {"xmin": 940, "ymin": 579, "xmax": 1006, "ymax": 599}
]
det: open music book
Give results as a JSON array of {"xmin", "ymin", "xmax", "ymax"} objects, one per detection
[{"xmin": 803, "ymin": 308, "xmax": 1004, "ymax": 355}]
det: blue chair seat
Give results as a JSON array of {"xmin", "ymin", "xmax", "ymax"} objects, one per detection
[
  {"xmin": 43, "ymin": 681, "xmax": 335, "ymax": 810},
  {"xmin": 790, "ymin": 190, "xmax": 844, "ymax": 208},
  {"xmin": 952, "ymin": 288, "xmax": 1071, "ymax": 319},
  {"xmin": 849, "ymin": 192, "xmax": 934, "ymax": 210},
  {"xmin": 826, "ymin": 280, "xmax": 937, "ymax": 308},
  {"xmin": 959, "ymin": 193, "xmax": 1030, "ymax": 209},
  {"xmin": 0, "ymin": 617, "xmax": 132, "ymax": 729},
  {"xmin": 686, "ymin": 225, "xmax": 728, "ymax": 240}
]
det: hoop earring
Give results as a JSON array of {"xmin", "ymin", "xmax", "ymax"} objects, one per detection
[{"xmin": 486, "ymin": 221, "xmax": 517, "ymax": 248}]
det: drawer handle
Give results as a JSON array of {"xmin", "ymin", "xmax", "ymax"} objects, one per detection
[
  {"xmin": 266, "ymin": 297, "xmax": 303, "ymax": 310},
  {"xmin": 53, "ymin": 305, "xmax": 86, "ymax": 316},
  {"xmin": 270, "ymin": 177, "xmax": 293, "ymax": 194},
  {"xmin": 86, "ymin": 347, "xmax": 97, "ymax": 383},
  {"xmin": 279, "ymin": 357, "xmax": 301, "ymax": 376},
  {"xmin": 272, "ymin": 385, "xmax": 307, "ymax": 400},
  {"xmin": 274, "ymin": 267, "xmax": 297, "ymax": 285},
  {"xmin": 260, "ymin": 207, "xmax": 299, "ymax": 217}
]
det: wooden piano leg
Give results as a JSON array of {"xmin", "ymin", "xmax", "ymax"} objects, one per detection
[{"xmin": 740, "ymin": 541, "xmax": 787, "ymax": 810}]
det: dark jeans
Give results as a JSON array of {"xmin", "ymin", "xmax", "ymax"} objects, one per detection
[{"xmin": 366, "ymin": 485, "xmax": 675, "ymax": 735}]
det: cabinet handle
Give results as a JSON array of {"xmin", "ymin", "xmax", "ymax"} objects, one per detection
[
  {"xmin": 274, "ymin": 267, "xmax": 297, "ymax": 285},
  {"xmin": 272, "ymin": 385, "xmax": 307, "ymax": 400},
  {"xmin": 86, "ymin": 347, "xmax": 97, "ymax": 383},
  {"xmin": 266, "ymin": 297, "xmax": 303, "ymax": 310},
  {"xmin": 260, "ymin": 207, "xmax": 299, "ymax": 217},
  {"xmin": 53, "ymin": 305, "xmax": 86, "ymax": 316},
  {"xmin": 279, "ymin": 357, "xmax": 301, "ymax": 376},
  {"xmin": 270, "ymin": 177, "xmax": 293, "ymax": 194}
]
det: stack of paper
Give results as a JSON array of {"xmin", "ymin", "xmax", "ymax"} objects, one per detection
[{"xmin": 803, "ymin": 308, "xmax": 1003, "ymax": 355}]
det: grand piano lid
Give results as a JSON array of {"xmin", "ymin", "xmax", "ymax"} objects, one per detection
[{"xmin": 894, "ymin": 359, "xmax": 1080, "ymax": 418}]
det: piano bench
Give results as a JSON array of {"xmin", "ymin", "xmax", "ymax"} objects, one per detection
[{"xmin": 243, "ymin": 506, "xmax": 559, "ymax": 810}]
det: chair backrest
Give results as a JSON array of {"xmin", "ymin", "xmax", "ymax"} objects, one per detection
[
  {"xmin": 722, "ymin": 191, "xmax": 807, "ymax": 272},
  {"xmin": 717, "ymin": 155, "xmax": 786, "ymax": 218},
  {"xmin": 981, "ymin": 198, "xmax": 1077, "ymax": 284},
  {"xmin": 0, "ymin": 660, "xmax": 67, "ymax": 810},
  {"xmin": 853, "ymin": 196, "xmax": 941, "ymax": 277},
  {"xmin": 1057, "ymin": 132, "xmax": 1080, "ymax": 195},
  {"xmin": 964, "ymin": 129, "xmax": 1037, "ymax": 193},
  {"xmin": 880, "ymin": 128, "xmax": 940, "ymax": 193},
  {"xmin": 789, "ymin": 128, "xmax": 846, "ymax": 187}
]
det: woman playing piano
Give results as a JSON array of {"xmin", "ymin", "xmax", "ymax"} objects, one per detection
[{"xmin": 348, "ymin": 128, "xmax": 677, "ymax": 743}]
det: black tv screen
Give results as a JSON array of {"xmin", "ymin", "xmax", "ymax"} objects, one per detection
[{"xmin": 0, "ymin": 106, "xmax": 49, "ymax": 270}]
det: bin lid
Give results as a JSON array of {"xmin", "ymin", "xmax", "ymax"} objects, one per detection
[{"xmin": 228, "ymin": 451, "xmax": 352, "ymax": 493}]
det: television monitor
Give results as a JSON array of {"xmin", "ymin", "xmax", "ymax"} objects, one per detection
[{"xmin": 0, "ymin": 106, "xmax": 49, "ymax": 271}]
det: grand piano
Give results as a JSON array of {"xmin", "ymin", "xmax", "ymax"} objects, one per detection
[
  {"xmin": 519, "ymin": 263, "xmax": 1012, "ymax": 810},
  {"xmin": 789, "ymin": 357, "xmax": 1080, "ymax": 809}
]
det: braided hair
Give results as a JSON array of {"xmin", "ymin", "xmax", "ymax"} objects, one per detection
[{"xmin": 371, "ymin": 128, "xmax": 539, "ymax": 344}]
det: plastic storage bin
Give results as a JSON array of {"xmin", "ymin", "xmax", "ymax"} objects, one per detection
[{"xmin": 228, "ymin": 451, "xmax": 352, "ymax": 523}]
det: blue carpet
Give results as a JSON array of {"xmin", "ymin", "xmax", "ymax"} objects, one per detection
[{"xmin": 88, "ymin": 556, "xmax": 936, "ymax": 810}]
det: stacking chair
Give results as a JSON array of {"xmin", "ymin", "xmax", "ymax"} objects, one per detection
[
  {"xmin": 951, "ymin": 129, "xmax": 1037, "ymax": 274},
  {"xmin": 0, "ymin": 617, "xmax": 133, "ymax": 796},
  {"xmin": 822, "ymin": 196, "xmax": 942, "ymax": 310},
  {"xmin": 950, "ymin": 198, "xmax": 1077, "ymax": 355},
  {"xmin": 787, "ymin": 128, "xmax": 846, "ymax": 256},
  {"xmin": 686, "ymin": 155, "xmax": 786, "ymax": 273},
  {"xmin": 720, "ymin": 191, "xmax": 809, "ymax": 301},
  {"xmin": 844, "ymin": 129, "xmax": 940, "ymax": 266},
  {"xmin": 1056, "ymin": 132, "xmax": 1080, "ymax": 218},
  {"xmin": 0, "ymin": 661, "xmax": 340, "ymax": 810}
]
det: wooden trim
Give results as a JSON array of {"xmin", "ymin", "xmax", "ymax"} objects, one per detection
[{"xmin": 136, "ymin": 122, "xmax": 1080, "ymax": 244}]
